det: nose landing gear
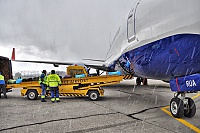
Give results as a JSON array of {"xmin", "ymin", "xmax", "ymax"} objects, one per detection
[{"xmin": 170, "ymin": 92, "xmax": 196, "ymax": 118}]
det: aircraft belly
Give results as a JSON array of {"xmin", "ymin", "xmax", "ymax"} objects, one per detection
[{"xmin": 116, "ymin": 34, "xmax": 200, "ymax": 81}]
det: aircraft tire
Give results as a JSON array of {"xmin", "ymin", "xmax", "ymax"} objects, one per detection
[
  {"xmin": 143, "ymin": 78, "xmax": 148, "ymax": 85},
  {"xmin": 170, "ymin": 97, "xmax": 184, "ymax": 118},
  {"xmin": 88, "ymin": 91, "xmax": 99, "ymax": 101},
  {"xmin": 136, "ymin": 77, "xmax": 141, "ymax": 85},
  {"xmin": 27, "ymin": 90, "xmax": 38, "ymax": 100},
  {"xmin": 184, "ymin": 97, "xmax": 196, "ymax": 118}
]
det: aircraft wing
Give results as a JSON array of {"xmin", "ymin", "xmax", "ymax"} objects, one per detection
[{"xmin": 11, "ymin": 48, "xmax": 110, "ymax": 71}]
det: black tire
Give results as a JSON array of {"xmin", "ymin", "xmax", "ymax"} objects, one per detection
[
  {"xmin": 143, "ymin": 78, "xmax": 148, "ymax": 85},
  {"xmin": 136, "ymin": 77, "xmax": 141, "ymax": 85},
  {"xmin": 170, "ymin": 97, "xmax": 184, "ymax": 118},
  {"xmin": 88, "ymin": 91, "xmax": 99, "ymax": 101},
  {"xmin": 184, "ymin": 97, "xmax": 196, "ymax": 118},
  {"xmin": 27, "ymin": 90, "xmax": 38, "ymax": 100}
]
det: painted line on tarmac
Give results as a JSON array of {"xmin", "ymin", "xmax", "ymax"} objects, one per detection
[
  {"xmin": 161, "ymin": 93, "xmax": 200, "ymax": 133},
  {"xmin": 192, "ymin": 93, "xmax": 200, "ymax": 100}
]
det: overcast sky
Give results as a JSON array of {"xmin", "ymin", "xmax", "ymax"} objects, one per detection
[{"xmin": 0, "ymin": 0, "xmax": 135, "ymax": 72}]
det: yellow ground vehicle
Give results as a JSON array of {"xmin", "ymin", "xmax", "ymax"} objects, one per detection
[{"xmin": 6, "ymin": 66, "xmax": 133, "ymax": 101}]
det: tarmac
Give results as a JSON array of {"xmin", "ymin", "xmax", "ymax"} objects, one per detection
[{"xmin": 0, "ymin": 79, "xmax": 199, "ymax": 133}]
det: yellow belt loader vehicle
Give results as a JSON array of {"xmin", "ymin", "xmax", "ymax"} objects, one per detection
[{"xmin": 6, "ymin": 66, "xmax": 133, "ymax": 101}]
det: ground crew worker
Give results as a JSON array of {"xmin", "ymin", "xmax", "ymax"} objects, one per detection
[
  {"xmin": 47, "ymin": 70, "xmax": 61, "ymax": 103},
  {"xmin": 0, "ymin": 72, "xmax": 7, "ymax": 99},
  {"xmin": 39, "ymin": 70, "xmax": 47, "ymax": 102}
]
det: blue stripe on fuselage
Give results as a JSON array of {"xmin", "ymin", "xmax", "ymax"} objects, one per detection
[{"xmin": 114, "ymin": 34, "xmax": 200, "ymax": 81}]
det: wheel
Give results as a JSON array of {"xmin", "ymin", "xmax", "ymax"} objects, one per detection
[
  {"xmin": 142, "ymin": 78, "xmax": 148, "ymax": 85},
  {"xmin": 136, "ymin": 77, "xmax": 141, "ymax": 85},
  {"xmin": 170, "ymin": 97, "xmax": 184, "ymax": 118},
  {"xmin": 88, "ymin": 91, "xmax": 99, "ymax": 101},
  {"xmin": 184, "ymin": 97, "xmax": 196, "ymax": 118},
  {"xmin": 27, "ymin": 90, "xmax": 38, "ymax": 100}
]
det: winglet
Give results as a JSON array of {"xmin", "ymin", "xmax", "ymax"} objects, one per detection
[{"xmin": 11, "ymin": 48, "xmax": 15, "ymax": 60}]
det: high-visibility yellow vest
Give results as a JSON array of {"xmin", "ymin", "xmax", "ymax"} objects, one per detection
[
  {"xmin": 0, "ymin": 74, "xmax": 5, "ymax": 84},
  {"xmin": 39, "ymin": 73, "xmax": 47, "ymax": 84},
  {"xmin": 47, "ymin": 74, "xmax": 61, "ymax": 87}
]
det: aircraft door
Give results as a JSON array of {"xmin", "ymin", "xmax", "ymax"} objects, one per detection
[{"xmin": 127, "ymin": 8, "xmax": 136, "ymax": 43}]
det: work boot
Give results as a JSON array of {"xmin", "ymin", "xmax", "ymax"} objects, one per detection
[
  {"xmin": 51, "ymin": 98, "xmax": 55, "ymax": 103},
  {"xmin": 41, "ymin": 99, "xmax": 46, "ymax": 102},
  {"xmin": 56, "ymin": 100, "xmax": 60, "ymax": 103},
  {"xmin": 4, "ymin": 96, "xmax": 7, "ymax": 99}
]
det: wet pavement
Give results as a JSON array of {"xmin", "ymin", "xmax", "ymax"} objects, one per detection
[{"xmin": 0, "ymin": 79, "xmax": 199, "ymax": 133}]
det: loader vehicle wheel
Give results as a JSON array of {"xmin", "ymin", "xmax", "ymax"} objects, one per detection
[
  {"xmin": 27, "ymin": 90, "xmax": 38, "ymax": 100},
  {"xmin": 184, "ymin": 97, "xmax": 196, "ymax": 118},
  {"xmin": 170, "ymin": 97, "xmax": 184, "ymax": 118},
  {"xmin": 88, "ymin": 91, "xmax": 99, "ymax": 101}
]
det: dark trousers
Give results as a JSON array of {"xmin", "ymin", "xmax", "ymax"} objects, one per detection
[
  {"xmin": 50, "ymin": 87, "xmax": 59, "ymax": 101},
  {"xmin": 40, "ymin": 84, "xmax": 46, "ymax": 99},
  {"xmin": 0, "ymin": 84, "xmax": 7, "ymax": 98}
]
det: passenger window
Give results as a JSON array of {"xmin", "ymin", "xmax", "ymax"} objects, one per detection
[{"xmin": 127, "ymin": 8, "xmax": 135, "ymax": 42}]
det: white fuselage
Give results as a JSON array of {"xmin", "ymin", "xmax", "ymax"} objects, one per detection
[{"xmin": 106, "ymin": 0, "xmax": 200, "ymax": 80}]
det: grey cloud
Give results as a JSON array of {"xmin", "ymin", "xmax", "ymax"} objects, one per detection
[{"xmin": 0, "ymin": 0, "xmax": 134, "ymax": 62}]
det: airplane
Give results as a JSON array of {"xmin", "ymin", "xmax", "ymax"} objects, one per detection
[{"xmin": 11, "ymin": 0, "xmax": 200, "ymax": 118}]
